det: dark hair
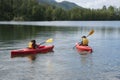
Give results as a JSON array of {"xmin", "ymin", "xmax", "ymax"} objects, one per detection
[
  {"xmin": 82, "ymin": 36, "xmax": 86, "ymax": 38},
  {"xmin": 31, "ymin": 40, "xmax": 36, "ymax": 43}
]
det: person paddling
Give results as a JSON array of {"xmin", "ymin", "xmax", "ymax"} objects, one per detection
[
  {"xmin": 28, "ymin": 40, "xmax": 38, "ymax": 49},
  {"xmin": 79, "ymin": 36, "xmax": 89, "ymax": 46}
]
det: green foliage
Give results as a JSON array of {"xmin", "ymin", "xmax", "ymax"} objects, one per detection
[
  {"xmin": 0, "ymin": 0, "xmax": 120, "ymax": 21},
  {"xmin": 0, "ymin": 0, "xmax": 13, "ymax": 20}
]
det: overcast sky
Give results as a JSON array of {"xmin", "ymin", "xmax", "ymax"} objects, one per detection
[{"xmin": 55, "ymin": 0, "xmax": 120, "ymax": 9}]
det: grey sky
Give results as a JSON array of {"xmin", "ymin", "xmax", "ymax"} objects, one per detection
[{"xmin": 55, "ymin": 0, "xmax": 120, "ymax": 9}]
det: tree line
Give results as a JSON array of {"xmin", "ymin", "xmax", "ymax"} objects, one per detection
[{"xmin": 0, "ymin": 0, "xmax": 120, "ymax": 21}]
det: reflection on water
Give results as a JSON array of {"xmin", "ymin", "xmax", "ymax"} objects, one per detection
[
  {"xmin": 80, "ymin": 54, "xmax": 93, "ymax": 65},
  {"xmin": 95, "ymin": 27, "xmax": 120, "ymax": 36},
  {"xmin": 0, "ymin": 23, "xmax": 120, "ymax": 80},
  {"xmin": 11, "ymin": 53, "xmax": 37, "ymax": 62},
  {"xmin": 0, "ymin": 25, "xmax": 120, "ymax": 41},
  {"xmin": 0, "ymin": 25, "xmax": 79, "ymax": 40},
  {"xmin": 27, "ymin": 54, "xmax": 36, "ymax": 62}
]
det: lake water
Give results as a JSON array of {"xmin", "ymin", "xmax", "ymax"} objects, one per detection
[{"xmin": 0, "ymin": 21, "xmax": 120, "ymax": 80}]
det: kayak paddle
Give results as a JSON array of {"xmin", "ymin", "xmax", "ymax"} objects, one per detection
[
  {"xmin": 87, "ymin": 29, "xmax": 94, "ymax": 37},
  {"xmin": 73, "ymin": 29, "xmax": 94, "ymax": 49},
  {"xmin": 40, "ymin": 38, "xmax": 53, "ymax": 45}
]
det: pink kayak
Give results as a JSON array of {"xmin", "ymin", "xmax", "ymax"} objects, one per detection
[
  {"xmin": 76, "ymin": 43, "xmax": 92, "ymax": 54},
  {"xmin": 11, "ymin": 45, "xmax": 54, "ymax": 58}
]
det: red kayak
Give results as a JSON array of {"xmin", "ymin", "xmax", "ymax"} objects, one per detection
[
  {"xmin": 76, "ymin": 43, "xmax": 92, "ymax": 54},
  {"xmin": 11, "ymin": 45, "xmax": 54, "ymax": 58}
]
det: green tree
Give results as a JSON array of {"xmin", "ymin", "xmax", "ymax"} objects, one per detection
[
  {"xmin": 0, "ymin": 0, "xmax": 13, "ymax": 20},
  {"xmin": 52, "ymin": 8, "xmax": 67, "ymax": 20},
  {"xmin": 31, "ymin": 5, "xmax": 45, "ymax": 21},
  {"xmin": 45, "ymin": 6, "xmax": 53, "ymax": 21}
]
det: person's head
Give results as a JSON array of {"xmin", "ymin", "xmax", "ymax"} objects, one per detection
[
  {"xmin": 82, "ymin": 36, "xmax": 86, "ymax": 38},
  {"xmin": 31, "ymin": 40, "xmax": 36, "ymax": 44}
]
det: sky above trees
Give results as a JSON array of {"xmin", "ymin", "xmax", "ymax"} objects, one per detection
[{"xmin": 55, "ymin": 0, "xmax": 120, "ymax": 9}]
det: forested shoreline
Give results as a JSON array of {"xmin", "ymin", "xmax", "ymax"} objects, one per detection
[{"xmin": 0, "ymin": 0, "xmax": 120, "ymax": 21}]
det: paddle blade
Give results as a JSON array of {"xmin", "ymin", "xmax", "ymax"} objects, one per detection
[
  {"xmin": 87, "ymin": 29, "xmax": 94, "ymax": 37},
  {"xmin": 45, "ymin": 38, "xmax": 53, "ymax": 43}
]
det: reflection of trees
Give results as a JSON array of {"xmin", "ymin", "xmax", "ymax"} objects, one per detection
[
  {"xmin": 97, "ymin": 27, "xmax": 119, "ymax": 33},
  {"xmin": 0, "ymin": 25, "xmax": 119, "ymax": 41},
  {"xmin": 0, "ymin": 25, "xmax": 39, "ymax": 40},
  {"xmin": 0, "ymin": 25, "xmax": 58, "ymax": 40},
  {"xmin": 94, "ymin": 27, "xmax": 120, "ymax": 38},
  {"xmin": 0, "ymin": 25, "xmax": 79, "ymax": 41}
]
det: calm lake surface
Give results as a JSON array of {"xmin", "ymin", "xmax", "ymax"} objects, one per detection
[{"xmin": 0, "ymin": 21, "xmax": 120, "ymax": 80}]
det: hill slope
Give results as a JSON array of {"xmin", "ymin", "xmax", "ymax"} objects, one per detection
[{"xmin": 37, "ymin": 0, "xmax": 81, "ymax": 10}]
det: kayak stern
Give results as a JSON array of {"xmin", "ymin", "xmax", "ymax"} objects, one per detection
[{"xmin": 76, "ymin": 43, "xmax": 92, "ymax": 54}]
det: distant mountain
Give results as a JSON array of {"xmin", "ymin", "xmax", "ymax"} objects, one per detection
[
  {"xmin": 57, "ymin": 1, "xmax": 81, "ymax": 10},
  {"xmin": 37, "ymin": 0, "xmax": 56, "ymax": 4},
  {"xmin": 37, "ymin": 0, "xmax": 82, "ymax": 10}
]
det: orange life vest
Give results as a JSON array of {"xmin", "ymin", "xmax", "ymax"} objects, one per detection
[{"xmin": 28, "ymin": 42, "xmax": 33, "ymax": 48}]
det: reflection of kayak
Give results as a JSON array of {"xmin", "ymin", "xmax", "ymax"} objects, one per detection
[
  {"xmin": 76, "ymin": 43, "xmax": 92, "ymax": 54},
  {"xmin": 11, "ymin": 45, "xmax": 54, "ymax": 58}
]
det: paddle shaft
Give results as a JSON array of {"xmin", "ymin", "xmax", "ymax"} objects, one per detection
[
  {"xmin": 39, "ymin": 38, "xmax": 53, "ymax": 45},
  {"xmin": 39, "ymin": 42, "xmax": 45, "ymax": 45}
]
